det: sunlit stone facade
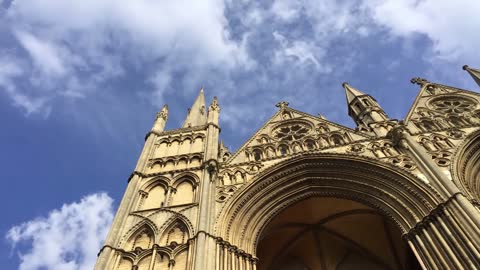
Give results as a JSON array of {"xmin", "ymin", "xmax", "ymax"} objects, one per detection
[{"xmin": 96, "ymin": 66, "xmax": 480, "ymax": 269}]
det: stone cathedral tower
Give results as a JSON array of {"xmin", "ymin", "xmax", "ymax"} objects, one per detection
[{"xmin": 97, "ymin": 66, "xmax": 480, "ymax": 270}]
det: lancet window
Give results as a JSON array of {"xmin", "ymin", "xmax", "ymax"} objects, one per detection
[
  {"xmin": 171, "ymin": 179, "xmax": 195, "ymax": 206},
  {"xmin": 141, "ymin": 183, "xmax": 167, "ymax": 210}
]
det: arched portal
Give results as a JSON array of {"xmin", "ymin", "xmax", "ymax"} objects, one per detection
[
  {"xmin": 452, "ymin": 130, "xmax": 480, "ymax": 205},
  {"xmin": 257, "ymin": 197, "xmax": 421, "ymax": 270},
  {"xmin": 215, "ymin": 154, "xmax": 457, "ymax": 270}
]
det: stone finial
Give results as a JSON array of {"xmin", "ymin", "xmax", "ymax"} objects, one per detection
[
  {"xmin": 209, "ymin": 96, "xmax": 220, "ymax": 112},
  {"xmin": 410, "ymin": 77, "xmax": 429, "ymax": 86},
  {"xmin": 275, "ymin": 101, "xmax": 289, "ymax": 110},
  {"xmin": 157, "ymin": 104, "xmax": 168, "ymax": 120}
]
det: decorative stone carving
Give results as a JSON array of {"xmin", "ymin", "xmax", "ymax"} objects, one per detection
[
  {"xmin": 429, "ymin": 96, "xmax": 476, "ymax": 114},
  {"xmin": 273, "ymin": 123, "xmax": 311, "ymax": 141},
  {"xmin": 389, "ymin": 155, "xmax": 416, "ymax": 170},
  {"xmin": 447, "ymin": 129, "xmax": 466, "ymax": 139},
  {"xmin": 209, "ymin": 96, "xmax": 220, "ymax": 111},
  {"xmin": 347, "ymin": 143, "xmax": 365, "ymax": 154},
  {"xmin": 431, "ymin": 151, "xmax": 452, "ymax": 167},
  {"xmin": 275, "ymin": 101, "xmax": 289, "ymax": 109}
]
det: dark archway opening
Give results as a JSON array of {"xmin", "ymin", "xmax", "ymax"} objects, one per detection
[{"xmin": 257, "ymin": 197, "xmax": 421, "ymax": 270}]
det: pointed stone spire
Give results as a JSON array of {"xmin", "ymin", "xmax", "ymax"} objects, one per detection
[
  {"xmin": 343, "ymin": 82, "xmax": 367, "ymax": 105},
  {"xmin": 342, "ymin": 82, "xmax": 389, "ymax": 136},
  {"xmin": 463, "ymin": 65, "xmax": 480, "ymax": 87},
  {"xmin": 182, "ymin": 87, "xmax": 207, "ymax": 128},
  {"xmin": 152, "ymin": 104, "xmax": 168, "ymax": 133}
]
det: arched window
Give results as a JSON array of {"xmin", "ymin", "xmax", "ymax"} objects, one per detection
[
  {"xmin": 330, "ymin": 134, "xmax": 345, "ymax": 145},
  {"xmin": 173, "ymin": 249, "xmax": 188, "ymax": 270},
  {"xmin": 137, "ymin": 254, "xmax": 152, "ymax": 270},
  {"xmin": 171, "ymin": 180, "xmax": 195, "ymax": 206},
  {"xmin": 253, "ymin": 149, "xmax": 262, "ymax": 161},
  {"xmin": 142, "ymin": 184, "xmax": 167, "ymax": 210},
  {"xmin": 305, "ymin": 140, "xmax": 315, "ymax": 150},
  {"xmin": 179, "ymin": 138, "xmax": 191, "ymax": 154},
  {"xmin": 126, "ymin": 226, "xmax": 154, "ymax": 251},
  {"xmin": 117, "ymin": 257, "xmax": 133, "ymax": 270},
  {"xmin": 160, "ymin": 220, "xmax": 190, "ymax": 247},
  {"xmin": 153, "ymin": 252, "xmax": 169, "ymax": 270},
  {"xmin": 177, "ymin": 158, "xmax": 187, "ymax": 169},
  {"xmin": 279, "ymin": 145, "xmax": 288, "ymax": 156}
]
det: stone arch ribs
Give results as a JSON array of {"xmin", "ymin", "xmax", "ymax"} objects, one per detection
[
  {"xmin": 452, "ymin": 129, "xmax": 480, "ymax": 204},
  {"xmin": 214, "ymin": 153, "xmax": 480, "ymax": 270},
  {"xmin": 216, "ymin": 154, "xmax": 441, "ymax": 244}
]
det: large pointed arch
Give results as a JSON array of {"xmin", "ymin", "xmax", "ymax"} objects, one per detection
[
  {"xmin": 451, "ymin": 129, "xmax": 480, "ymax": 203},
  {"xmin": 215, "ymin": 153, "xmax": 444, "ymax": 257}
]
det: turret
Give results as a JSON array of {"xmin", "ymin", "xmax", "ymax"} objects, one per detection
[
  {"xmin": 343, "ymin": 82, "xmax": 390, "ymax": 136},
  {"xmin": 183, "ymin": 88, "xmax": 207, "ymax": 128},
  {"xmin": 151, "ymin": 104, "xmax": 168, "ymax": 133}
]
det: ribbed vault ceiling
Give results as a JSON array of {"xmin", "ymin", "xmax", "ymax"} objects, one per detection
[{"xmin": 257, "ymin": 197, "xmax": 420, "ymax": 270}]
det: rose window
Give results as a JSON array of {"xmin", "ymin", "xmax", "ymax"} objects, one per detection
[
  {"xmin": 274, "ymin": 124, "xmax": 310, "ymax": 141},
  {"xmin": 430, "ymin": 97, "xmax": 476, "ymax": 114}
]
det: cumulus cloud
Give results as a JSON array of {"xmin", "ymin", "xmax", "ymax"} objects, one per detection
[
  {"xmin": 6, "ymin": 193, "xmax": 114, "ymax": 270},
  {"xmin": 365, "ymin": 0, "xmax": 480, "ymax": 62},
  {"xmin": 2, "ymin": 0, "xmax": 250, "ymax": 115}
]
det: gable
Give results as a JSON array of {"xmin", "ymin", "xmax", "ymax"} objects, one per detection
[
  {"xmin": 405, "ymin": 82, "xmax": 480, "ymax": 134},
  {"xmin": 223, "ymin": 106, "xmax": 372, "ymax": 167}
]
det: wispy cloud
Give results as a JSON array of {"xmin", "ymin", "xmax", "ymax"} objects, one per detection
[
  {"xmin": 0, "ymin": 0, "xmax": 479, "ymax": 140},
  {"xmin": 6, "ymin": 193, "xmax": 114, "ymax": 270},
  {"xmin": 14, "ymin": 30, "xmax": 68, "ymax": 77}
]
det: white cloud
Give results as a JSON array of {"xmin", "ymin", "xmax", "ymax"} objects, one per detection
[
  {"xmin": 0, "ymin": 55, "xmax": 51, "ymax": 116},
  {"xmin": 3, "ymin": 0, "xmax": 251, "ymax": 115},
  {"xmin": 273, "ymin": 31, "xmax": 327, "ymax": 72},
  {"xmin": 365, "ymin": 0, "xmax": 480, "ymax": 62},
  {"xmin": 271, "ymin": 0, "xmax": 302, "ymax": 21},
  {"xmin": 2, "ymin": 0, "xmax": 480, "ymax": 131},
  {"xmin": 14, "ymin": 30, "xmax": 68, "ymax": 77},
  {"xmin": 6, "ymin": 193, "xmax": 114, "ymax": 270},
  {"xmin": 0, "ymin": 55, "xmax": 23, "ymax": 91}
]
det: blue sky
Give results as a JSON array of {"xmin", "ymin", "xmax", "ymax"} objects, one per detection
[{"xmin": 1, "ymin": 0, "xmax": 480, "ymax": 269}]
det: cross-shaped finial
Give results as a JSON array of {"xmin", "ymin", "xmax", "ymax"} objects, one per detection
[
  {"xmin": 410, "ymin": 77, "xmax": 429, "ymax": 86},
  {"xmin": 275, "ymin": 101, "xmax": 289, "ymax": 110}
]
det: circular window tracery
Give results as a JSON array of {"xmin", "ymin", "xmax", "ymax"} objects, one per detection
[
  {"xmin": 274, "ymin": 123, "xmax": 311, "ymax": 141},
  {"xmin": 429, "ymin": 96, "xmax": 477, "ymax": 114}
]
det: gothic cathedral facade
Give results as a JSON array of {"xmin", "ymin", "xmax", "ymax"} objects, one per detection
[{"xmin": 96, "ymin": 66, "xmax": 480, "ymax": 270}]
